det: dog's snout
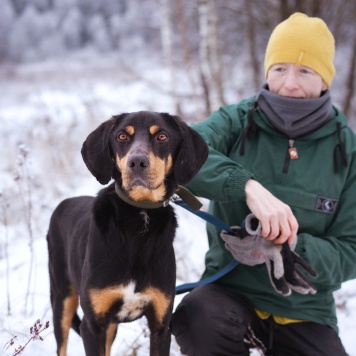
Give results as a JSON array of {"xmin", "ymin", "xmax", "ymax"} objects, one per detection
[{"xmin": 128, "ymin": 154, "xmax": 149, "ymax": 171}]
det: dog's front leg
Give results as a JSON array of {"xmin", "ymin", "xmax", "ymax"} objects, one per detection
[
  {"xmin": 80, "ymin": 316, "xmax": 107, "ymax": 356},
  {"xmin": 149, "ymin": 323, "xmax": 172, "ymax": 356},
  {"xmin": 146, "ymin": 299, "xmax": 174, "ymax": 356}
]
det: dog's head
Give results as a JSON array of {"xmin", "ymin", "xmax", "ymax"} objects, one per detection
[{"xmin": 81, "ymin": 111, "xmax": 208, "ymax": 203}]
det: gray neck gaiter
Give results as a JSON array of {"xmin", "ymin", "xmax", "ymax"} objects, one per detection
[{"xmin": 256, "ymin": 86, "xmax": 332, "ymax": 138}]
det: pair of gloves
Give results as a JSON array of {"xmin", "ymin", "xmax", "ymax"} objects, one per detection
[{"xmin": 220, "ymin": 214, "xmax": 317, "ymax": 296}]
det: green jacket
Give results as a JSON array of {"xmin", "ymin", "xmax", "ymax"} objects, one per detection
[{"xmin": 188, "ymin": 97, "xmax": 356, "ymax": 332}]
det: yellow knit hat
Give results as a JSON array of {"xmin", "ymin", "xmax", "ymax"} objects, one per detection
[{"xmin": 264, "ymin": 12, "xmax": 335, "ymax": 87}]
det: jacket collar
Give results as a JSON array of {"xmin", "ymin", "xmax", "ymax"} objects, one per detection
[{"xmin": 256, "ymin": 85, "xmax": 333, "ymax": 139}]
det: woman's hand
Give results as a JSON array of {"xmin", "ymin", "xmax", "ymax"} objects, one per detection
[{"xmin": 245, "ymin": 179, "xmax": 298, "ymax": 245}]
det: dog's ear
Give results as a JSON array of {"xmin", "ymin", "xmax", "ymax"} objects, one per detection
[
  {"xmin": 81, "ymin": 117, "xmax": 116, "ymax": 185},
  {"xmin": 171, "ymin": 115, "xmax": 209, "ymax": 186}
]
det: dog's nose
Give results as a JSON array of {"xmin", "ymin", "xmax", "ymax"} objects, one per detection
[{"xmin": 128, "ymin": 154, "xmax": 149, "ymax": 171}]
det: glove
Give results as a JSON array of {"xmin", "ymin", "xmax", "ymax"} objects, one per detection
[
  {"xmin": 278, "ymin": 241, "xmax": 318, "ymax": 295},
  {"xmin": 220, "ymin": 218, "xmax": 266, "ymax": 266},
  {"xmin": 220, "ymin": 214, "xmax": 318, "ymax": 296}
]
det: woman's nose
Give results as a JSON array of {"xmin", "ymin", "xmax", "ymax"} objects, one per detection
[{"xmin": 283, "ymin": 70, "xmax": 299, "ymax": 90}]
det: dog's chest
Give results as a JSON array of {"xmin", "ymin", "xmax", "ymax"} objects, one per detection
[
  {"xmin": 89, "ymin": 280, "xmax": 171, "ymax": 323},
  {"xmin": 116, "ymin": 281, "xmax": 150, "ymax": 321}
]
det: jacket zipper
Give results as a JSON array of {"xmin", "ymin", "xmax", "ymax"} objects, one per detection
[{"xmin": 283, "ymin": 139, "xmax": 298, "ymax": 173}]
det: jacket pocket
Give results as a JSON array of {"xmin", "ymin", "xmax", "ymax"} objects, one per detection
[{"xmin": 268, "ymin": 185, "xmax": 339, "ymax": 235}]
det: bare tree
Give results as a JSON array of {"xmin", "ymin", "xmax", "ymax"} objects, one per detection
[
  {"xmin": 160, "ymin": 0, "xmax": 182, "ymax": 115},
  {"xmin": 245, "ymin": 0, "xmax": 260, "ymax": 92},
  {"xmin": 197, "ymin": 0, "xmax": 225, "ymax": 115},
  {"xmin": 343, "ymin": 37, "xmax": 356, "ymax": 118},
  {"xmin": 175, "ymin": 0, "xmax": 203, "ymax": 119}
]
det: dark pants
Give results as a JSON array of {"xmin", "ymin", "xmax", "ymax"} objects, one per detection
[{"xmin": 171, "ymin": 284, "xmax": 347, "ymax": 356}]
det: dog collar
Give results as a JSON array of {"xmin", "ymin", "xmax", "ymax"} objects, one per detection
[
  {"xmin": 114, "ymin": 183, "xmax": 202, "ymax": 211},
  {"xmin": 114, "ymin": 183, "xmax": 170, "ymax": 209}
]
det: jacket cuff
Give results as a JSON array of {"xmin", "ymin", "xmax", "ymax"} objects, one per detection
[{"xmin": 226, "ymin": 168, "xmax": 254, "ymax": 201}]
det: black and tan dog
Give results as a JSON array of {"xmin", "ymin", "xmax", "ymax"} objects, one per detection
[{"xmin": 47, "ymin": 111, "xmax": 208, "ymax": 356}]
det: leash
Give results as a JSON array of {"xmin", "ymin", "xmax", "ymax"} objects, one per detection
[
  {"xmin": 172, "ymin": 198, "xmax": 239, "ymax": 294},
  {"xmin": 172, "ymin": 198, "xmax": 236, "ymax": 234}
]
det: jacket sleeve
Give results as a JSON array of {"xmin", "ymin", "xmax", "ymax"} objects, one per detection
[
  {"xmin": 187, "ymin": 104, "xmax": 254, "ymax": 202},
  {"xmin": 295, "ymin": 154, "xmax": 356, "ymax": 289}
]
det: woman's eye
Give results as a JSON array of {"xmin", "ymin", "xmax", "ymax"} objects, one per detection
[
  {"xmin": 118, "ymin": 132, "xmax": 128, "ymax": 141},
  {"xmin": 300, "ymin": 69, "xmax": 312, "ymax": 74},
  {"xmin": 157, "ymin": 132, "xmax": 168, "ymax": 141}
]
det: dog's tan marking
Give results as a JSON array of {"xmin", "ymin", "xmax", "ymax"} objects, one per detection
[
  {"xmin": 147, "ymin": 151, "xmax": 165, "ymax": 178},
  {"xmin": 142, "ymin": 287, "xmax": 171, "ymax": 324},
  {"xmin": 89, "ymin": 282, "xmax": 170, "ymax": 324},
  {"xmin": 164, "ymin": 154, "xmax": 173, "ymax": 174},
  {"xmin": 129, "ymin": 185, "xmax": 166, "ymax": 202},
  {"xmin": 105, "ymin": 323, "xmax": 118, "ymax": 356},
  {"xmin": 149, "ymin": 125, "xmax": 160, "ymax": 135},
  {"xmin": 115, "ymin": 153, "xmax": 128, "ymax": 174},
  {"xmin": 125, "ymin": 125, "xmax": 135, "ymax": 136},
  {"xmin": 59, "ymin": 286, "xmax": 79, "ymax": 356},
  {"xmin": 89, "ymin": 286, "xmax": 124, "ymax": 317}
]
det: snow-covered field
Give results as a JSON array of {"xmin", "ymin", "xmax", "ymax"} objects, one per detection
[{"xmin": 0, "ymin": 57, "xmax": 355, "ymax": 355}]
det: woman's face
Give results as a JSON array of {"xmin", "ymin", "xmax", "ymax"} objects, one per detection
[{"xmin": 267, "ymin": 63, "xmax": 328, "ymax": 99}]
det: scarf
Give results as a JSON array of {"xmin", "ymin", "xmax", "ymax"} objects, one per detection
[{"xmin": 256, "ymin": 86, "xmax": 333, "ymax": 139}]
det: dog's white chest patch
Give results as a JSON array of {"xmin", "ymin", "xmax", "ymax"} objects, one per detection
[{"xmin": 117, "ymin": 281, "xmax": 151, "ymax": 321}]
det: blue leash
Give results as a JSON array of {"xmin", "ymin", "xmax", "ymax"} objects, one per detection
[{"xmin": 173, "ymin": 199, "xmax": 239, "ymax": 294}]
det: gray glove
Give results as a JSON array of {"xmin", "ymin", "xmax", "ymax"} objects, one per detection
[
  {"xmin": 220, "ymin": 214, "xmax": 317, "ymax": 296},
  {"xmin": 220, "ymin": 215, "xmax": 267, "ymax": 266}
]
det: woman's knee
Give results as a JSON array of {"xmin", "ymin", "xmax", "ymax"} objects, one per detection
[
  {"xmin": 172, "ymin": 285, "xmax": 239, "ymax": 332},
  {"xmin": 172, "ymin": 286, "xmax": 214, "ymax": 337},
  {"xmin": 171, "ymin": 285, "xmax": 251, "ymax": 355}
]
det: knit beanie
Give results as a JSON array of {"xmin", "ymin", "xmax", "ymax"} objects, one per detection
[{"xmin": 264, "ymin": 12, "xmax": 335, "ymax": 87}]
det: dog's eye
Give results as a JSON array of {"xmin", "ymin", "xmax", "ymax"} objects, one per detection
[
  {"xmin": 117, "ymin": 132, "xmax": 128, "ymax": 141},
  {"xmin": 157, "ymin": 132, "xmax": 168, "ymax": 142}
]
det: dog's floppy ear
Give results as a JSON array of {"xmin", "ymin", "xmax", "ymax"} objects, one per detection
[
  {"xmin": 172, "ymin": 115, "xmax": 209, "ymax": 186},
  {"xmin": 81, "ymin": 117, "xmax": 116, "ymax": 185}
]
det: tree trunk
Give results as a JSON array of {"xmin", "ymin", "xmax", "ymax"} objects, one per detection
[
  {"xmin": 245, "ymin": 0, "xmax": 261, "ymax": 91},
  {"xmin": 160, "ymin": 0, "xmax": 182, "ymax": 115},
  {"xmin": 310, "ymin": 0, "xmax": 322, "ymax": 16},
  {"xmin": 175, "ymin": 0, "xmax": 203, "ymax": 120},
  {"xmin": 279, "ymin": 0, "xmax": 289, "ymax": 20},
  {"xmin": 343, "ymin": 37, "xmax": 356, "ymax": 119},
  {"xmin": 197, "ymin": 0, "xmax": 224, "ymax": 115}
]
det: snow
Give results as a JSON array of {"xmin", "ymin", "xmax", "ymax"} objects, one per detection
[{"xmin": 1, "ymin": 58, "xmax": 356, "ymax": 355}]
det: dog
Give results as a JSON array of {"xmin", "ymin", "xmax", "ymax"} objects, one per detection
[{"xmin": 47, "ymin": 111, "xmax": 208, "ymax": 356}]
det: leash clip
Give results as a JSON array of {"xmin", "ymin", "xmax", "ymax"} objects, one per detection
[
  {"xmin": 170, "ymin": 194, "xmax": 180, "ymax": 202},
  {"xmin": 163, "ymin": 199, "xmax": 171, "ymax": 207}
]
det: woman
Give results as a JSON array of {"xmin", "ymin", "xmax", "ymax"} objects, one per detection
[{"xmin": 172, "ymin": 13, "xmax": 355, "ymax": 355}]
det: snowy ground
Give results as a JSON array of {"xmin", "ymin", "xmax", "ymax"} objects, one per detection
[{"xmin": 0, "ymin": 57, "xmax": 355, "ymax": 355}]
